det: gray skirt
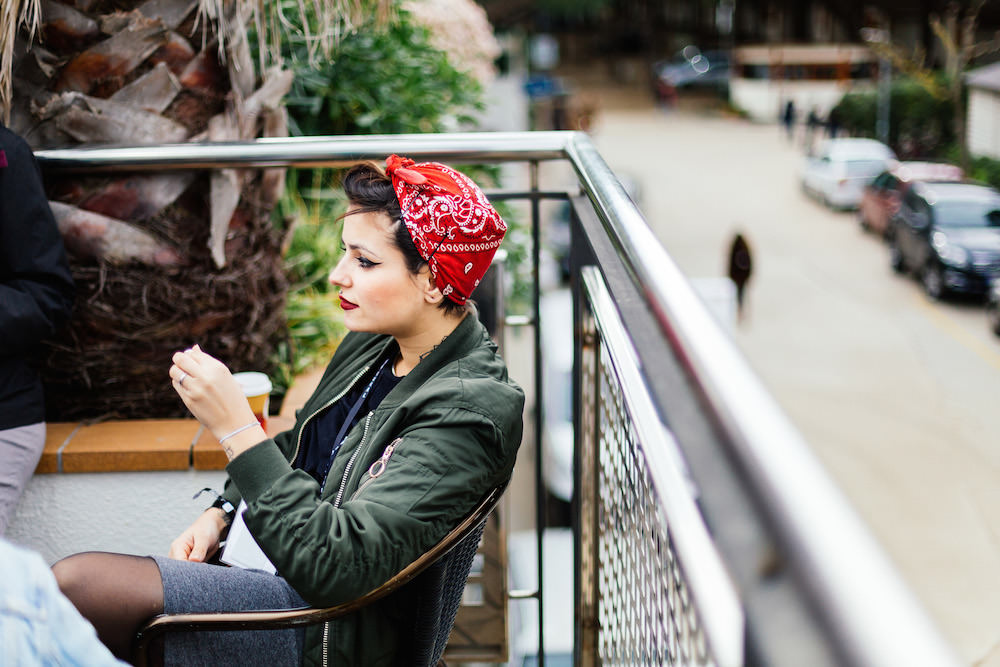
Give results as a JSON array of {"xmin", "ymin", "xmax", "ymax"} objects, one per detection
[{"xmin": 151, "ymin": 555, "xmax": 308, "ymax": 667}]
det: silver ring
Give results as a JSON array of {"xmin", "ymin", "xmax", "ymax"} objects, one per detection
[{"xmin": 178, "ymin": 371, "xmax": 188, "ymax": 386}]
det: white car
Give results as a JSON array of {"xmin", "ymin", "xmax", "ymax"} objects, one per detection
[{"xmin": 802, "ymin": 138, "xmax": 896, "ymax": 210}]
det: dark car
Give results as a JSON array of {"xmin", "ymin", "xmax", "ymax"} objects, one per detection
[
  {"xmin": 858, "ymin": 161, "xmax": 963, "ymax": 237},
  {"xmin": 889, "ymin": 182, "xmax": 1000, "ymax": 299},
  {"xmin": 652, "ymin": 46, "xmax": 730, "ymax": 102}
]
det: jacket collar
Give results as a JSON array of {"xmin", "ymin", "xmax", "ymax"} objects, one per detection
[{"xmin": 378, "ymin": 305, "xmax": 485, "ymax": 403}]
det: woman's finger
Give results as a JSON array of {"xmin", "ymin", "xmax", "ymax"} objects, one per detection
[
  {"xmin": 171, "ymin": 350, "xmax": 200, "ymax": 374},
  {"xmin": 170, "ymin": 365, "xmax": 191, "ymax": 389}
]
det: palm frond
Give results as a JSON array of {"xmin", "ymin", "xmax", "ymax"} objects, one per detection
[
  {"xmin": 0, "ymin": 0, "xmax": 39, "ymax": 125},
  {"xmin": 196, "ymin": 0, "xmax": 394, "ymax": 76},
  {"xmin": 0, "ymin": 0, "xmax": 392, "ymax": 125}
]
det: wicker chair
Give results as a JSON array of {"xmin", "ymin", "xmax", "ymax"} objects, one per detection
[{"xmin": 133, "ymin": 483, "xmax": 506, "ymax": 667}]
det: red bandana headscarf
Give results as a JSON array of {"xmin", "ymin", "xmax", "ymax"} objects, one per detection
[{"xmin": 386, "ymin": 155, "xmax": 506, "ymax": 304}]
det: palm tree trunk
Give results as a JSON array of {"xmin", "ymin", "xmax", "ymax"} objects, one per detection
[{"xmin": 8, "ymin": 0, "xmax": 292, "ymax": 420}]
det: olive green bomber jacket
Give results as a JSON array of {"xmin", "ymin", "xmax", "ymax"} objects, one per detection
[{"xmin": 221, "ymin": 312, "xmax": 524, "ymax": 666}]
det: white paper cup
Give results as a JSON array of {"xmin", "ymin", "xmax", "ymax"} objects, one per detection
[{"xmin": 233, "ymin": 372, "xmax": 272, "ymax": 429}]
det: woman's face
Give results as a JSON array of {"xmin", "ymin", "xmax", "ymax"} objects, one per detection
[{"xmin": 329, "ymin": 208, "xmax": 433, "ymax": 337}]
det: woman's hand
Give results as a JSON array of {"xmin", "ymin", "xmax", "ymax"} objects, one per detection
[
  {"xmin": 170, "ymin": 344, "xmax": 258, "ymax": 440},
  {"xmin": 168, "ymin": 508, "xmax": 227, "ymax": 562}
]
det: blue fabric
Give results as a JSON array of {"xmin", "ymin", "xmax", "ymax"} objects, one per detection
[{"xmin": 0, "ymin": 538, "xmax": 125, "ymax": 666}]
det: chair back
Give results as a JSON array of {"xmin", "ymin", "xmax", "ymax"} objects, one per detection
[{"xmin": 407, "ymin": 519, "xmax": 488, "ymax": 666}]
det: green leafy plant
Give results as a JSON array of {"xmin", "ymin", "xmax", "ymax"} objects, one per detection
[
  {"xmin": 272, "ymin": 169, "xmax": 350, "ymax": 385},
  {"xmin": 831, "ymin": 76, "xmax": 956, "ymax": 159},
  {"xmin": 279, "ymin": 10, "xmax": 483, "ymax": 137}
]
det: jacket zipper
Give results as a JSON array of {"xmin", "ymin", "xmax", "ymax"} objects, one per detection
[
  {"xmin": 350, "ymin": 438, "xmax": 402, "ymax": 501},
  {"xmin": 289, "ymin": 366, "xmax": 369, "ymax": 466},
  {"xmin": 322, "ymin": 622, "xmax": 330, "ymax": 667},
  {"xmin": 323, "ymin": 410, "xmax": 377, "ymax": 665},
  {"xmin": 332, "ymin": 411, "xmax": 375, "ymax": 509},
  {"xmin": 297, "ymin": 366, "xmax": 369, "ymax": 667}
]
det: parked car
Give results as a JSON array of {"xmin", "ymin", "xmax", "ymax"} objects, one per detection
[
  {"xmin": 652, "ymin": 46, "xmax": 730, "ymax": 101},
  {"xmin": 988, "ymin": 280, "xmax": 1000, "ymax": 336},
  {"xmin": 888, "ymin": 181, "xmax": 1000, "ymax": 299},
  {"xmin": 801, "ymin": 138, "xmax": 896, "ymax": 210},
  {"xmin": 858, "ymin": 161, "xmax": 964, "ymax": 237}
]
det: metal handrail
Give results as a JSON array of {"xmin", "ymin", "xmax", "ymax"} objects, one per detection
[
  {"xmin": 34, "ymin": 131, "xmax": 569, "ymax": 171},
  {"xmin": 37, "ymin": 131, "xmax": 959, "ymax": 665},
  {"xmin": 582, "ymin": 266, "xmax": 743, "ymax": 666}
]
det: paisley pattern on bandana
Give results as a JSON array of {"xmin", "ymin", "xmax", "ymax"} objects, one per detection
[{"xmin": 386, "ymin": 155, "xmax": 506, "ymax": 305}]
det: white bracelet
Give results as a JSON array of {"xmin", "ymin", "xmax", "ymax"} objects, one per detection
[{"xmin": 218, "ymin": 421, "xmax": 260, "ymax": 444}]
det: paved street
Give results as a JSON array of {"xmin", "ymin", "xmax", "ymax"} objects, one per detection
[{"xmin": 571, "ymin": 84, "xmax": 1000, "ymax": 665}]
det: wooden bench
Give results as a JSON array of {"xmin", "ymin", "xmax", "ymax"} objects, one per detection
[{"xmin": 35, "ymin": 368, "xmax": 323, "ymax": 475}]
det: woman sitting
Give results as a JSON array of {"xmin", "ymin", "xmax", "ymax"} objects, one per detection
[{"xmin": 52, "ymin": 156, "xmax": 524, "ymax": 666}]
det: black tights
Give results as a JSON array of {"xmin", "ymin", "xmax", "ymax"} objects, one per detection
[{"xmin": 52, "ymin": 551, "xmax": 164, "ymax": 663}]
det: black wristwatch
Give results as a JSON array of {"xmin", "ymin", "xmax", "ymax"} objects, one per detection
[
  {"xmin": 211, "ymin": 497, "xmax": 236, "ymax": 526},
  {"xmin": 194, "ymin": 488, "xmax": 236, "ymax": 524},
  {"xmin": 211, "ymin": 495, "xmax": 236, "ymax": 513}
]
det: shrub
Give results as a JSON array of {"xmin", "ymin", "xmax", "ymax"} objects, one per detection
[{"xmin": 831, "ymin": 76, "xmax": 955, "ymax": 159}]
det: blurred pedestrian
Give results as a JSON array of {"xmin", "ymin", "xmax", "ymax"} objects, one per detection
[
  {"xmin": 782, "ymin": 100, "xmax": 796, "ymax": 141},
  {"xmin": 727, "ymin": 232, "xmax": 753, "ymax": 321},
  {"xmin": 827, "ymin": 105, "xmax": 841, "ymax": 138},
  {"xmin": 0, "ymin": 122, "xmax": 75, "ymax": 535},
  {"xmin": 805, "ymin": 107, "xmax": 822, "ymax": 153}
]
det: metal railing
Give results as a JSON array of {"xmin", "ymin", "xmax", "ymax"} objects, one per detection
[{"xmin": 38, "ymin": 131, "xmax": 960, "ymax": 666}]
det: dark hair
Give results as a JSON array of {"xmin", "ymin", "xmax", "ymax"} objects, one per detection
[{"xmin": 341, "ymin": 163, "xmax": 468, "ymax": 317}]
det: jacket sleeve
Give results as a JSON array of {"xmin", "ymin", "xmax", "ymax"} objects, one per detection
[
  {"xmin": 226, "ymin": 406, "xmax": 512, "ymax": 607},
  {"xmin": 0, "ymin": 132, "xmax": 74, "ymax": 353},
  {"xmin": 219, "ymin": 419, "xmax": 300, "ymax": 509}
]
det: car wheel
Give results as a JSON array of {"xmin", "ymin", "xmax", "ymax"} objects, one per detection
[
  {"xmin": 922, "ymin": 263, "xmax": 945, "ymax": 300},
  {"xmin": 989, "ymin": 302, "xmax": 1000, "ymax": 337},
  {"xmin": 889, "ymin": 238, "xmax": 905, "ymax": 273}
]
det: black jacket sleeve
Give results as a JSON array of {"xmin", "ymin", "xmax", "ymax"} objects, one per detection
[{"xmin": 0, "ymin": 126, "xmax": 75, "ymax": 353}]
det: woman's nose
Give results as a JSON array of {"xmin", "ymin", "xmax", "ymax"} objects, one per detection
[
  {"xmin": 329, "ymin": 253, "xmax": 352, "ymax": 287},
  {"xmin": 328, "ymin": 262, "xmax": 345, "ymax": 287}
]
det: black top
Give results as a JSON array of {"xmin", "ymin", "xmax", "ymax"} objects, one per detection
[
  {"xmin": 0, "ymin": 123, "xmax": 75, "ymax": 430},
  {"xmin": 294, "ymin": 359, "xmax": 403, "ymax": 485}
]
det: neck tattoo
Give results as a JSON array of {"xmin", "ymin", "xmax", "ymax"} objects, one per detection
[{"xmin": 419, "ymin": 336, "xmax": 448, "ymax": 361}]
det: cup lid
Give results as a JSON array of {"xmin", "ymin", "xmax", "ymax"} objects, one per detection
[{"xmin": 233, "ymin": 371, "xmax": 272, "ymax": 396}]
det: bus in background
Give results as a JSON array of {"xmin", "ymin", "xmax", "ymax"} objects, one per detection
[{"xmin": 730, "ymin": 44, "xmax": 876, "ymax": 124}]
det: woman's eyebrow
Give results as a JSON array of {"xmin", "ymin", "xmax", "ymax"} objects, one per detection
[{"xmin": 343, "ymin": 241, "xmax": 381, "ymax": 259}]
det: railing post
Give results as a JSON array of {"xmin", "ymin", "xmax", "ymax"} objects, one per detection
[
  {"xmin": 529, "ymin": 159, "xmax": 546, "ymax": 667},
  {"xmin": 576, "ymin": 300, "xmax": 600, "ymax": 666}
]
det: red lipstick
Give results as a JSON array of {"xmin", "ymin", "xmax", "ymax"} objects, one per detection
[{"xmin": 339, "ymin": 296, "xmax": 358, "ymax": 311}]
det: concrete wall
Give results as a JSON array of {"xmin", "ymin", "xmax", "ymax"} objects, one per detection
[
  {"xmin": 968, "ymin": 88, "xmax": 1000, "ymax": 160},
  {"xmin": 7, "ymin": 469, "xmax": 228, "ymax": 564}
]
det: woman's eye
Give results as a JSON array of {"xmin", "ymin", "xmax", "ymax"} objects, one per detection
[{"xmin": 357, "ymin": 256, "xmax": 377, "ymax": 268}]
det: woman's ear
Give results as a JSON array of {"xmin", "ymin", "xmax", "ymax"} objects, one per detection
[
  {"xmin": 419, "ymin": 266, "xmax": 444, "ymax": 304},
  {"xmin": 425, "ymin": 286, "xmax": 444, "ymax": 305}
]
